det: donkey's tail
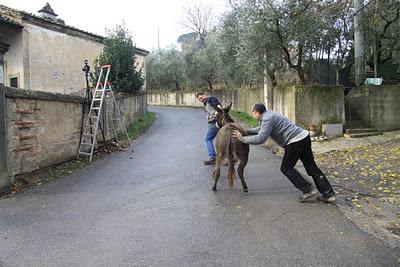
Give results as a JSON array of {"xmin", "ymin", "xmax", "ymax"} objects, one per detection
[{"xmin": 227, "ymin": 128, "xmax": 236, "ymax": 188}]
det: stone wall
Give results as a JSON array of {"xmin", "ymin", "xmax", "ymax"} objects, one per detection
[
  {"xmin": 105, "ymin": 92, "xmax": 147, "ymax": 134},
  {"xmin": 147, "ymin": 86, "xmax": 345, "ymax": 130},
  {"xmin": 2, "ymin": 84, "xmax": 147, "ymax": 179},
  {"xmin": 6, "ymin": 89, "xmax": 82, "ymax": 176},
  {"xmin": 346, "ymin": 85, "xmax": 400, "ymax": 131},
  {"xmin": 147, "ymin": 91, "xmax": 203, "ymax": 108},
  {"xmin": 0, "ymin": 86, "xmax": 10, "ymax": 194},
  {"xmin": 270, "ymin": 86, "xmax": 297, "ymax": 122},
  {"xmin": 293, "ymin": 86, "xmax": 345, "ymax": 129},
  {"xmin": 148, "ymin": 85, "xmax": 399, "ymax": 133},
  {"xmin": 147, "ymin": 88, "xmax": 264, "ymax": 112},
  {"xmin": 369, "ymin": 85, "xmax": 400, "ymax": 131}
]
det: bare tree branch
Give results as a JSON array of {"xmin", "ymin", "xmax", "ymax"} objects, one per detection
[{"xmin": 181, "ymin": 3, "xmax": 215, "ymax": 47}]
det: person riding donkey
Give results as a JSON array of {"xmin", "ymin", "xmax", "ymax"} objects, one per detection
[
  {"xmin": 196, "ymin": 92, "xmax": 223, "ymax": 165},
  {"xmin": 232, "ymin": 103, "xmax": 336, "ymax": 203}
]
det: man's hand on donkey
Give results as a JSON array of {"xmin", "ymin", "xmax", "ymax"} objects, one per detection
[{"xmin": 232, "ymin": 129, "xmax": 243, "ymax": 141}]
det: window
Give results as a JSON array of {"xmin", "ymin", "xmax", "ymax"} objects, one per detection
[{"xmin": 10, "ymin": 77, "xmax": 18, "ymax": 88}]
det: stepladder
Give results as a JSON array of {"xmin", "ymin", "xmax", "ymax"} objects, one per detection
[{"xmin": 77, "ymin": 64, "xmax": 134, "ymax": 161}]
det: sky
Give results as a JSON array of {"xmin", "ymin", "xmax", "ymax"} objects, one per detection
[{"xmin": 1, "ymin": 0, "xmax": 229, "ymax": 51}]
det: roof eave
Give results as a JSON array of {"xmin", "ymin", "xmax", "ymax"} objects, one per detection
[
  {"xmin": 0, "ymin": 17, "xmax": 23, "ymax": 28},
  {"xmin": 134, "ymin": 47, "xmax": 150, "ymax": 56},
  {"xmin": 21, "ymin": 12, "xmax": 105, "ymax": 43}
]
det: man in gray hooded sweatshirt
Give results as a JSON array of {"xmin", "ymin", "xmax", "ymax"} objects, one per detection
[{"xmin": 233, "ymin": 103, "xmax": 336, "ymax": 202}]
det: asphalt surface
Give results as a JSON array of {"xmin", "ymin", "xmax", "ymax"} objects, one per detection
[{"xmin": 0, "ymin": 106, "xmax": 398, "ymax": 267}]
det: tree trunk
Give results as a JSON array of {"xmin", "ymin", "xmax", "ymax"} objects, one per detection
[
  {"xmin": 208, "ymin": 80, "xmax": 213, "ymax": 90},
  {"xmin": 266, "ymin": 69, "xmax": 277, "ymax": 86},
  {"xmin": 336, "ymin": 37, "xmax": 342, "ymax": 85},
  {"xmin": 297, "ymin": 45, "xmax": 306, "ymax": 84},
  {"xmin": 336, "ymin": 67, "xmax": 340, "ymax": 85},
  {"xmin": 327, "ymin": 46, "xmax": 331, "ymax": 84},
  {"xmin": 275, "ymin": 19, "xmax": 306, "ymax": 84},
  {"xmin": 297, "ymin": 66, "xmax": 307, "ymax": 85}
]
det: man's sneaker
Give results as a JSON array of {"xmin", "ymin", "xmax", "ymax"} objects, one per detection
[
  {"xmin": 317, "ymin": 194, "xmax": 336, "ymax": 203},
  {"xmin": 203, "ymin": 158, "xmax": 216, "ymax": 165},
  {"xmin": 298, "ymin": 188, "xmax": 318, "ymax": 202}
]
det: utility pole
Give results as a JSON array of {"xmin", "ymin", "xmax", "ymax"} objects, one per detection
[
  {"xmin": 157, "ymin": 28, "xmax": 160, "ymax": 52},
  {"xmin": 263, "ymin": 53, "xmax": 269, "ymax": 109},
  {"xmin": 157, "ymin": 28, "xmax": 161, "ymax": 62},
  {"xmin": 373, "ymin": 0, "xmax": 379, "ymax": 78},
  {"xmin": 354, "ymin": 0, "xmax": 366, "ymax": 86}
]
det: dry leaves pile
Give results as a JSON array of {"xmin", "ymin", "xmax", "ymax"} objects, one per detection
[
  {"xmin": 95, "ymin": 140, "xmax": 127, "ymax": 155},
  {"xmin": 10, "ymin": 159, "xmax": 88, "ymax": 194},
  {"xmin": 315, "ymin": 139, "xmax": 400, "ymax": 239}
]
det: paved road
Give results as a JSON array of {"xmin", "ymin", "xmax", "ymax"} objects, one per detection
[{"xmin": 0, "ymin": 107, "xmax": 398, "ymax": 267}]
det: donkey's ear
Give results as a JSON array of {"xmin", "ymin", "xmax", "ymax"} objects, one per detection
[
  {"xmin": 224, "ymin": 102, "xmax": 232, "ymax": 112},
  {"xmin": 215, "ymin": 105, "xmax": 223, "ymax": 113}
]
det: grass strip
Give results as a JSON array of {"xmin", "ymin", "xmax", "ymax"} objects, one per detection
[
  {"xmin": 231, "ymin": 110, "xmax": 258, "ymax": 127},
  {"xmin": 119, "ymin": 111, "xmax": 156, "ymax": 142}
]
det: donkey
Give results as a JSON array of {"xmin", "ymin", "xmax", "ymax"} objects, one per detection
[{"xmin": 212, "ymin": 103, "xmax": 250, "ymax": 192}]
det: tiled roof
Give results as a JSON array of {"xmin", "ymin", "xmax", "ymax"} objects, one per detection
[
  {"xmin": 0, "ymin": 15, "xmax": 22, "ymax": 27},
  {"xmin": 0, "ymin": 5, "xmax": 22, "ymax": 27}
]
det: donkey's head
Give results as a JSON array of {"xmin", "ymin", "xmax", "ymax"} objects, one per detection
[{"xmin": 215, "ymin": 103, "xmax": 234, "ymax": 128}]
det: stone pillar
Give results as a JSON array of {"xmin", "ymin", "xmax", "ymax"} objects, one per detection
[
  {"xmin": 0, "ymin": 85, "xmax": 11, "ymax": 195},
  {"xmin": 354, "ymin": 0, "xmax": 366, "ymax": 86}
]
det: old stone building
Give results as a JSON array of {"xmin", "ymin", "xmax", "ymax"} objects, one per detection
[{"xmin": 0, "ymin": 3, "xmax": 149, "ymax": 94}]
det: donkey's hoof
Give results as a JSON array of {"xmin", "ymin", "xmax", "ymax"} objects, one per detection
[
  {"xmin": 243, "ymin": 188, "xmax": 248, "ymax": 193},
  {"xmin": 212, "ymin": 187, "xmax": 217, "ymax": 191}
]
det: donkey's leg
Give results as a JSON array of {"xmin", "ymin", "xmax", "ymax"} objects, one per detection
[
  {"xmin": 212, "ymin": 157, "xmax": 222, "ymax": 191},
  {"xmin": 237, "ymin": 160, "xmax": 248, "ymax": 193}
]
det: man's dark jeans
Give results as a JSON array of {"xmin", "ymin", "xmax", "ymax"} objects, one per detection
[{"xmin": 280, "ymin": 135, "xmax": 334, "ymax": 196}]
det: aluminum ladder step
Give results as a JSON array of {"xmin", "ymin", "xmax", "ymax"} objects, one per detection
[{"xmin": 78, "ymin": 151, "xmax": 91, "ymax": 156}]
